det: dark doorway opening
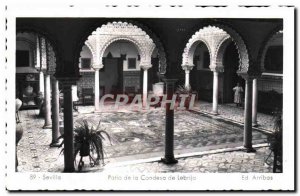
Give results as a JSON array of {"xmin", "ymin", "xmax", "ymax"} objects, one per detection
[
  {"xmin": 222, "ymin": 41, "xmax": 244, "ymax": 104},
  {"xmin": 190, "ymin": 41, "xmax": 212, "ymax": 101},
  {"xmin": 102, "ymin": 55, "xmax": 123, "ymax": 97}
]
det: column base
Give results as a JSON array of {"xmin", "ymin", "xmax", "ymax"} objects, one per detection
[
  {"xmin": 211, "ymin": 111, "xmax": 219, "ymax": 116},
  {"xmin": 242, "ymin": 146, "xmax": 256, "ymax": 153},
  {"xmin": 252, "ymin": 122, "xmax": 259, "ymax": 127},
  {"xmin": 50, "ymin": 141, "xmax": 61, "ymax": 148},
  {"xmin": 43, "ymin": 124, "xmax": 52, "ymax": 129},
  {"xmin": 63, "ymin": 167, "xmax": 75, "ymax": 173},
  {"xmin": 161, "ymin": 156, "xmax": 178, "ymax": 164}
]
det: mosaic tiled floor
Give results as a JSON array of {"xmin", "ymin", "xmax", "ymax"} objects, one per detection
[
  {"xmin": 17, "ymin": 106, "xmax": 270, "ymax": 172},
  {"xmin": 74, "ymin": 109, "xmax": 268, "ymax": 161},
  {"xmin": 194, "ymin": 101, "xmax": 275, "ymax": 132},
  {"xmin": 99, "ymin": 147, "xmax": 273, "ymax": 173}
]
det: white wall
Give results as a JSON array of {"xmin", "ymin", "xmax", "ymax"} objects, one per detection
[
  {"xmin": 80, "ymin": 40, "xmax": 143, "ymax": 71},
  {"xmin": 104, "ymin": 41, "xmax": 140, "ymax": 71}
]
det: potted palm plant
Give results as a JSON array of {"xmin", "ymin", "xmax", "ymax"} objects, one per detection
[
  {"xmin": 58, "ymin": 120, "xmax": 111, "ymax": 171},
  {"xmin": 176, "ymin": 85, "xmax": 192, "ymax": 108},
  {"xmin": 74, "ymin": 120, "xmax": 111, "ymax": 171}
]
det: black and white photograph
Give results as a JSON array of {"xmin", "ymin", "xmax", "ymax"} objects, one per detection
[{"xmin": 1, "ymin": 1, "xmax": 296, "ymax": 191}]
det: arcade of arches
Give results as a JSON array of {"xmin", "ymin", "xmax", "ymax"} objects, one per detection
[{"xmin": 16, "ymin": 18, "xmax": 283, "ymax": 172}]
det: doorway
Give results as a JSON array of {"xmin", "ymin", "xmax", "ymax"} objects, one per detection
[
  {"xmin": 101, "ymin": 53, "xmax": 124, "ymax": 97},
  {"xmin": 222, "ymin": 42, "xmax": 244, "ymax": 103}
]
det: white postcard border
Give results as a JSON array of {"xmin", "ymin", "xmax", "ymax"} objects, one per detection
[{"xmin": 4, "ymin": 4, "xmax": 295, "ymax": 191}]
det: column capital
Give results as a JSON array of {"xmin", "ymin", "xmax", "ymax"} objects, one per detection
[
  {"xmin": 57, "ymin": 77, "xmax": 78, "ymax": 87},
  {"xmin": 47, "ymin": 69, "xmax": 56, "ymax": 76},
  {"xmin": 181, "ymin": 64, "xmax": 194, "ymax": 71},
  {"xmin": 140, "ymin": 64, "xmax": 152, "ymax": 70},
  {"xmin": 210, "ymin": 66, "xmax": 224, "ymax": 73},
  {"xmin": 238, "ymin": 72, "xmax": 260, "ymax": 81},
  {"xmin": 237, "ymin": 60, "xmax": 262, "ymax": 79},
  {"xmin": 162, "ymin": 78, "xmax": 178, "ymax": 85},
  {"xmin": 37, "ymin": 68, "xmax": 47, "ymax": 74},
  {"xmin": 92, "ymin": 64, "xmax": 104, "ymax": 70},
  {"xmin": 184, "ymin": 69, "xmax": 191, "ymax": 74}
]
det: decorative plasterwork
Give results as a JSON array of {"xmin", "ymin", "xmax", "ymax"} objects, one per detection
[
  {"xmin": 37, "ymin": 37, "xmax": 57, "ymax": 75},
  {"xmin": 85, "ymin": 22, "xmax": 156, "ymax": 70},
  {"xmin": 214, "ymin": 36, "xmax": 232, "ymax": 72},
  {"xmin": 16, "ymin": 29, "xmax": 63, "ymax": 79},
  {"xmin": 260, "ymin": 30, "xmax": 283, "ymax": 73},
  {"xmin": 182, "ymin": 64, "xmax": 194, "ymax": 71},
  {"xmin": 40, "ymin": 37, "xmax": 48, "ymax": 71},
  {"xmin": 47, "ymin": 41, "xmax": 57, "ymax": 75},
  {"xmin": 182, "ymin": 25, "xmax": 250, "ymax": 73},
  {"xmin": 85, "ymin": 40, "xmax": 96, "ymax": 65}
]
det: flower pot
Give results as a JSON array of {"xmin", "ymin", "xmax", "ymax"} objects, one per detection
[
  {"xmin": 80, "ymin": 142, "xmax": 90, "ymax": 157},
  {"xmin": 153, "ymin": 82, "xmax": 164, "ymax": 96},
  {"xmin": 24, "ymin": 85, "xmax": 34, "ymax": 97}
]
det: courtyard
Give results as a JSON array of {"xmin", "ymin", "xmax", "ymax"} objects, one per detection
[
  {"xmin": 6, "ymin": 6, "xmax": 294, "ymax": 191},
  {"xmin": 16, "ymin": 102, "xmax": 274, "ymax": 173}
]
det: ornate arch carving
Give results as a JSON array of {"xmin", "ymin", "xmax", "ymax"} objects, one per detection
[
  {"xmin": 85, "ymin": 21, "xmax": 156, "ymax": 70},
  {"xmin": 16, "ymin": 28, "xmax": 62, "ymax": 76},
  {"xmin": 46, "ymin": 40, "xmax": 57, "ymax": 75},
  {"xmin": 16, "ymin": 37, "xmax": 36, "ymax": 48},
  {"xmin": 16, "ymin": 32, "xmax": 57, "ymax": 75},
  {"xmin": 132, "ymin": 22, "xmax": 167, "ymax": 74},
  {"xmin": 84, "ymin": 40, "xmax": 96, "ymax": 65},
  {"xmin": 99, "ymin": 36, "xmax": 145, "ymax": 65},
  {"xmin": 259, "ymin": 30, "xmax": 283, "ymax": 72},
  {"xmin": 214, "ymin": 37, "xmax": 232, "ymax": 71},
  {"xmin": 182, "ymin": 37, "xmax": 212, "ymax": 70},
  {"xmin": 182, "ymin": 25, "xmax": 250, "ymax": 73}
]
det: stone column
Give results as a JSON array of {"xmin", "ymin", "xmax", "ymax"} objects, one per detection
[
  {"xmin": 50, "ymin": 78, "xmax": 60, "ymax": 147},
  {"xmin": 212, "ymin": 71, "xmax": 219, "ymax": 115},
  {"xmin": 185, "ymin": 69, "xmax": 190, "ymax": 88},
  {"xmin": 182, "ymin": 66, "xmax": 193, "ymax": 89},
  {"xmin": 36, "ymin": 36, "xmax": 44, "ymax": 94},
  {"xmin": 39, "ymin": 72, "xmax": 44, "ymax": 95},
  {"xmin": 62, "ymin": 81, "xmax": 75, "ymax": 172},
  {"xmin": 143, "ymin": 68, "xmax": 148, "ymax": 107},
  {"xmin": 161, "ymin": 78, "xmax": 178, "ymax": 164},
  {"xmin": 252, "ymin": 78, "xmax": 258, "ymax": 127},
  {"xmin": 243, "ymin": 77, "xmax": 256, "ymax": 152},
  {"xmin": 94, "ymin": 68, "xmax": 100, "ymax": 111},
  {"xmin": 43, "ymin": 73, "xmax": 52, "ymax": 129}
]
